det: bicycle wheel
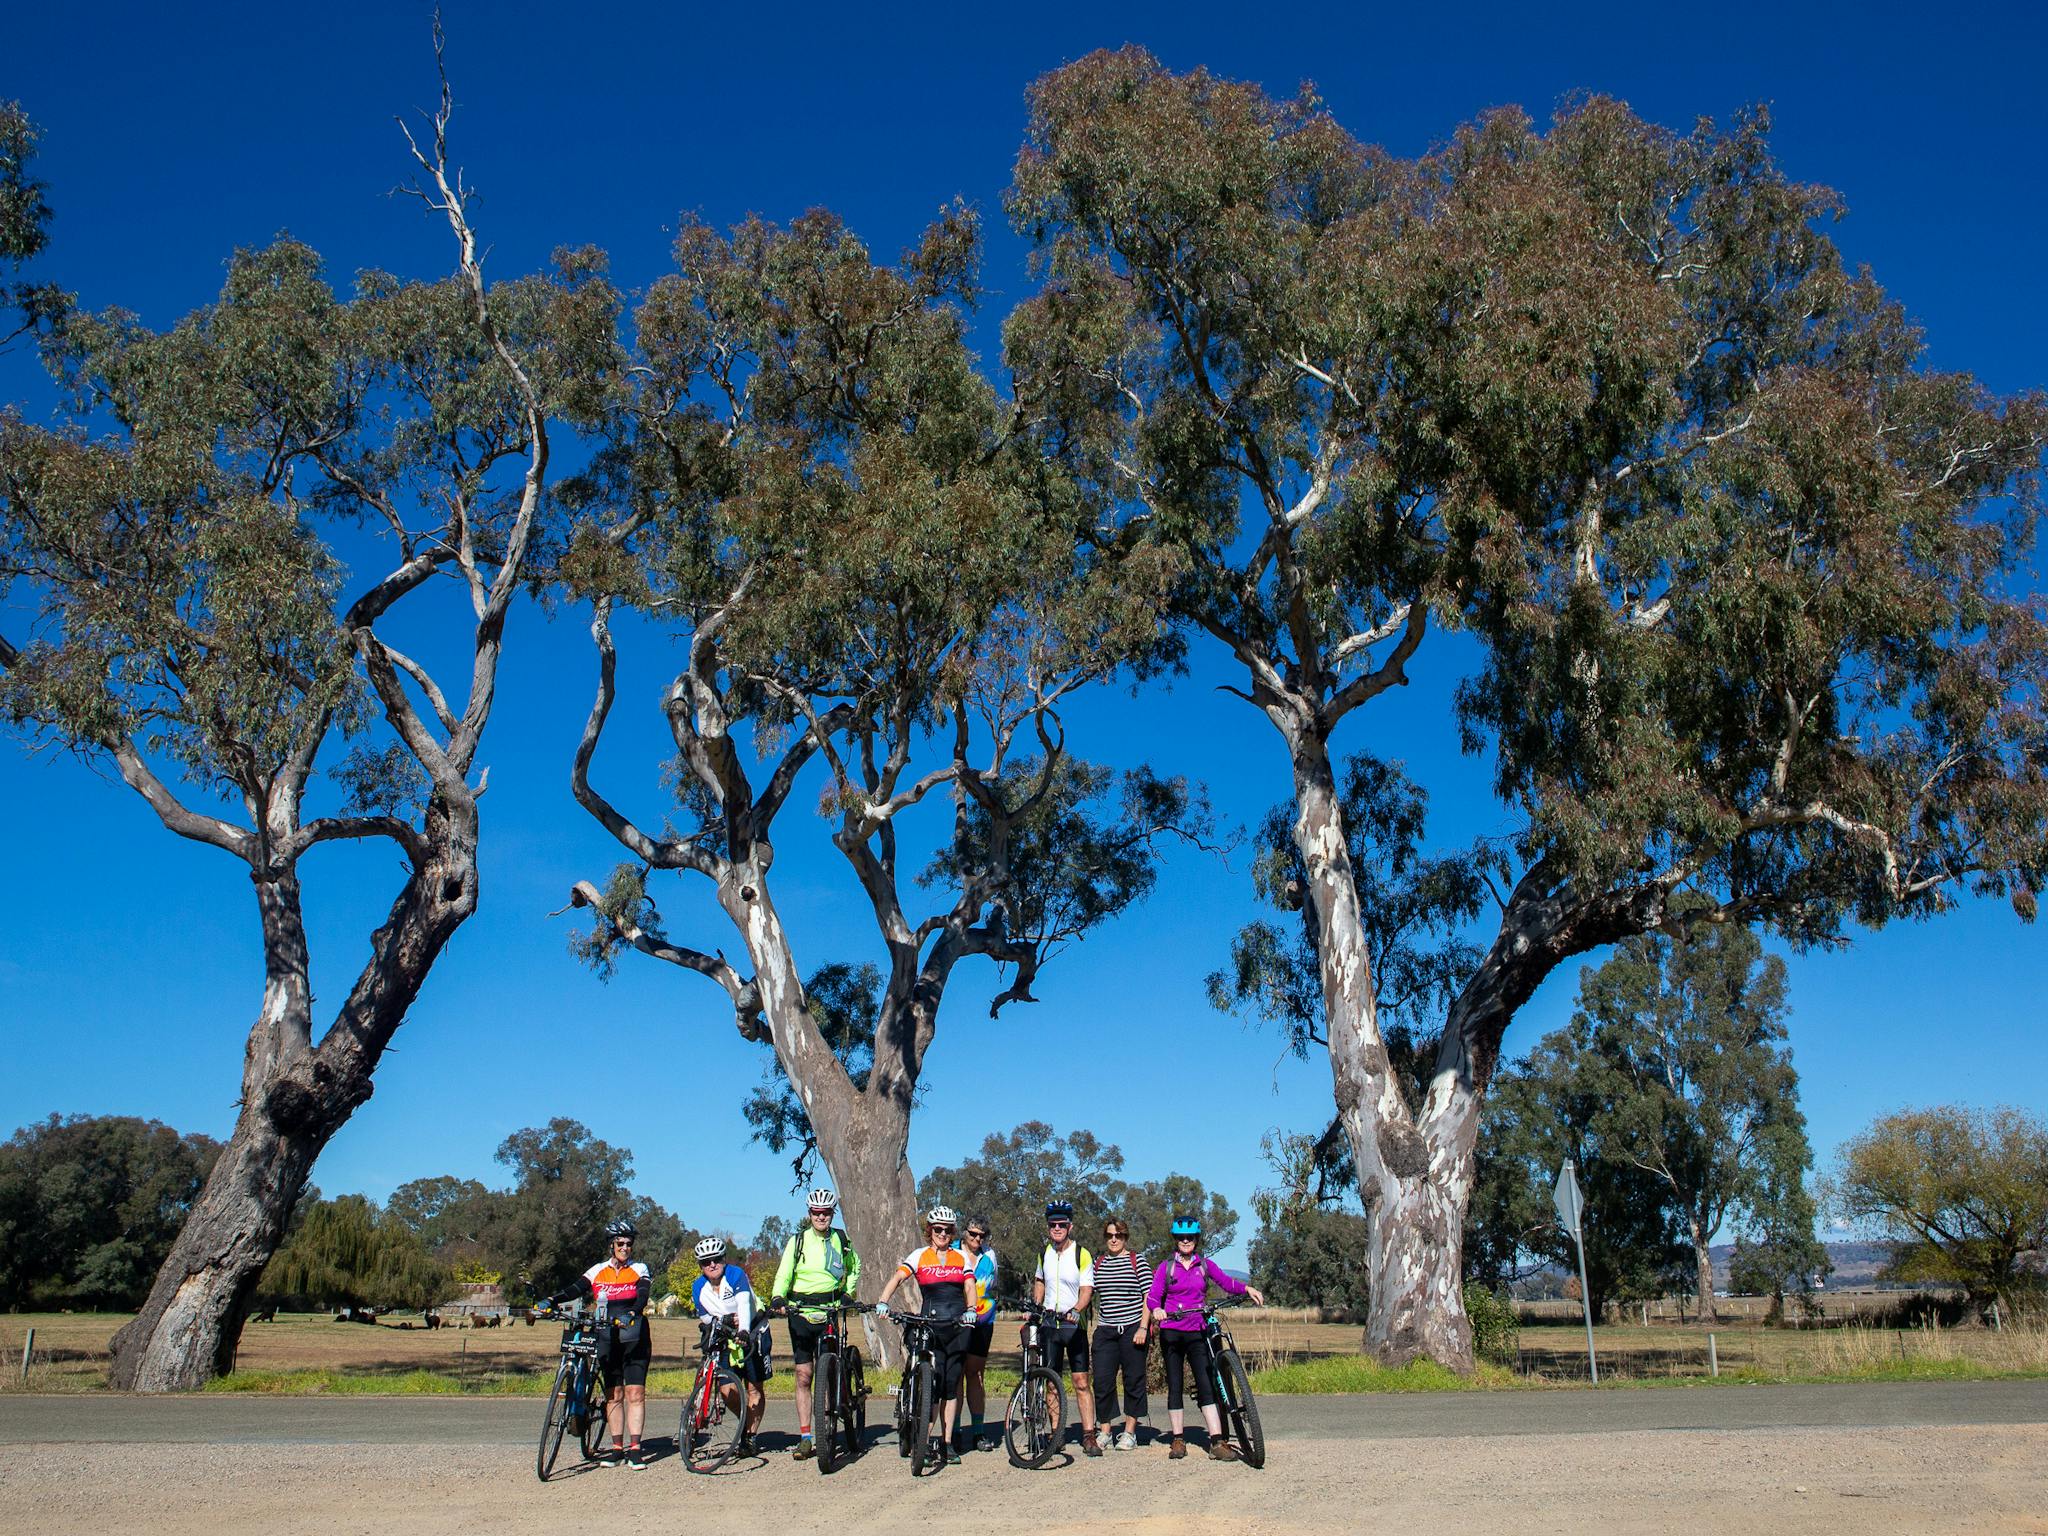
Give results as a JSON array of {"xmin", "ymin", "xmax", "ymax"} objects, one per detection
[
  {"xmin": 908, "ymin": 1353, "xmax": 935, "ymax": 1476},
  {"xmin": 895, "ymin": 1359, "xmax": 914, "ymax": 1457},
  {"xmin": 844, "ymin": 1346, "xmax": 868, "ymax": 1456},
  {"xmin": 1216, "ymin": 1346, "xmax": 1265, "ymax": 1468},
  {"xmin": 683, "ymin": 1362, "xmax": 745, "ymax": 1473},
  {"xmin": 537, "ymin": 1358, "xmax": 573, "ymax": 1482},
  {"xmin": 812, "ymin": 1350, "xmax": 842, "ymax": 1474},
  {"xmin": 578, "ymin": 1368, "xmax": 608, "ymax": 1461},
  {"xmin": 1003, "ymin": 1367, "xmax": 1066, "ymax": 1468}
]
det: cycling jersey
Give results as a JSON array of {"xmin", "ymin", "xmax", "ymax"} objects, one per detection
[
  {"xmin": 692, "ymin": 1262, "xmax": 755, "ymax": 1330},
  {"xmin": 963, "ymin": 1245, "xmax": 998, "ymax": 1318},
  {"xmin": 582, "ymin": 1259, "xmax": 651, "ymax": 1322},
  {"xmin": 1036, "ymin": 1242, "xmax": 1094, "ymax": 1313},
  {"xmin": 771, "ymin": 1224, "xmax": 861, "ymax": 1316},
  {"xmin": 897, "ymin": 1245, "xmax": 979, "ymax": 1320}
]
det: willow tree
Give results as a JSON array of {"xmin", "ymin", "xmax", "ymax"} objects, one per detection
[
  {"xmin": 0, "ymin": 83, "xmax": 614, "ymax": 1388},
  {"xmin": 1010, "ymin": 50, "xmax": 2048, "ymax": 1368},
  {"xmin": 563, "ymin": 208, "xmax": 1188, "ymax": 1284}
]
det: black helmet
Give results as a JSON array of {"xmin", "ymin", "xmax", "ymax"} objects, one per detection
[
  {"xmin": 603, "ymin": 1218, "xmax": 637, "ymax": 1241},
  {"xmin": 1045, "ymin": 1200, "xmax": 1074, "ymax": 1224}
]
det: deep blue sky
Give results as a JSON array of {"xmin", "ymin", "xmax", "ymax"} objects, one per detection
[{"xmin": 3, "ymin": 1, "xmax": 2044, "ymax": 1264}]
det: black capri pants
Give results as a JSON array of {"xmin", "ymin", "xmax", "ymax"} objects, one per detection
[
  {"xmin": 1159, "ymin": 1326, "xmax": 1216, "ymax": 1411},
  {"xmin": 934, "ymin": 1319, "xmax": 972, "ymax": 1398},
  {"xmin": 1092, "ymin": 1320, "xmax": 1148, "ymax": 1420}
]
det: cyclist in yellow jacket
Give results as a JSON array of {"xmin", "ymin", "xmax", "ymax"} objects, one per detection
[{"xmin": 768, "ymin": 1188, "xmax": 862, "ymax": 1461}]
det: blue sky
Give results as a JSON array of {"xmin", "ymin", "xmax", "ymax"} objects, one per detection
[{"xmin": 2, "ymin": 1, "xmax": 2044, "ymax": 1264}]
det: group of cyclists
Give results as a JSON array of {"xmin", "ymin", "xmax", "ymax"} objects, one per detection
[{"xmin": 549, "ymin": 1186, "xmax": 1264, "ymax": 1469}]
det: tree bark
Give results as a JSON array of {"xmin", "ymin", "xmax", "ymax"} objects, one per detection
[
  {"xmin": 108, "ymin": 803, "xmax": 480, "ymax": 1391},
  {"xmin": 721, "ymin": 874, "xmax": 924, "ymax": 1312},
  {"xmin": 1690, "ymin": 1218, "xmax": 1718, "ymax": 1324},
  {"xmin": 1282, "ymin": 716, "xmax": 1671, "ymax": 1372}
]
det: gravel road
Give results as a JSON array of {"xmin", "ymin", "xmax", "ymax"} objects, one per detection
[{"xmin": 3, "ymin": 1383, "xmax": 2042, "ymax": 1535}]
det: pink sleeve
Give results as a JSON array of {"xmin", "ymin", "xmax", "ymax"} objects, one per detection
[
  {"xmin": 1206, "ymin": 1256, "xmax": 1248, "ymax": 1297},
  {"xmin": 1145, "ymin": 1260, "xmax": 1168, "ymax": 1313}
]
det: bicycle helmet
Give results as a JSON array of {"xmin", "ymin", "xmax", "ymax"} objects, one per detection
[
  {"xmin": 693, "ymin": 1235, "xmax": 728, "ymax": 1261},
  {"xmin": 925, "ymin": 1204, "xmax": 958, "ymax": 1227},
  {"xmin": 603, "ymin": 1218, "xmax": 638, "ymax": 1240},
  {"xmin": 1045, "ymin": 1199, "xmax": 1074, "ymax": 1224},
  {"xmin": 807, "ymin": 1188, "xmax": 838, "ymax": 1212},
  {"xmin": 1170, "ymin": 1217, "xmax": 1201, "ymax": 1237}
]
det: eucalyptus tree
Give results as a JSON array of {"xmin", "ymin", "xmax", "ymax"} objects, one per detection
[
  {"xmin": 0, "ymin": 80, "xmax": 615, "ymax": 1388},
  {"xmin": 563, "ymin": 208, "xmax": 1190, "ymax": 1284},
  {"xmin": 1562, "ymin": 922, "xmax": 1816, "ymax": 1322},
  {"xmin": 1010, "ymin": 49, "xmax": 2048, "ymax": 1367}
]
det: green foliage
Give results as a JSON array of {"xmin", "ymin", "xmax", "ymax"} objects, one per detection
[
  {"xmin": 383, "ymin": 1121, "xmax": 693, "ymax": 1303},
  {"xmin": 1246, "ymin": 1132, "xmax": 1372, "ymax": 1315},
  {"xmin": 1461, "ymin": 1284, "xmax": 1520, "ymax": 1364},
  {"xmin": 449, "ymin": 1261, "xmax": 500, "ymax": 1286},
  {"xmin": 0, "ymin": 101, "xmax": 67, "ymax": 347},
  {"xmin": 1471, "ymin": 923, "xmax": 1825, "ymax": 1313},
  {"xmin": 1212, "ymin": 754, "xmax": 1499, "ymax": 1196},
  {"xmin": 917, "ymin": 1121, "xmax": 1236, "ymax": 1304},
  {"xmin": 1471, "ymin": 1052, "xmax": 1691, "ymax": 1313},
  {"xmin": 257, "ymin": 1194, "xmax": 450, "ymax": 1311},
  {"xmin": 0, "ymin": 1114, "xmax": 219, "ymax": 1309},
  {"xmin": 1831, "ymin": 1105, "xmax": 2048, "ymax": 1311}
]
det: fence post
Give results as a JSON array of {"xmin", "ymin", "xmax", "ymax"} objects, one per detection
[
  {"xmin": 1991, "ymin": 1300, "xmax": 2003, "ymax": 1334},
  {"xmin": 20, "ymin": 1327, "xmax": 32, "ymax": 1384},
  {"xmin": 1707, "ymin": 1333, "xmax": 1718, "ymax": 1378}
]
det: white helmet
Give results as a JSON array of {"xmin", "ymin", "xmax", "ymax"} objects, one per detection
[
  {"xmin": 693, "ymin": 1235, "xmax": 728, "ymax": 1261},
  {"xmin": 807, "ymin": 1188, "xmax": 839, "ymax": 1212},
  {"xmin": 925, "ymin": 1204, "xmax": 958, "ymax": 1227}
]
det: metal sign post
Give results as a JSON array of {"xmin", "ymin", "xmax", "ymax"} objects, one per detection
[{"xmin": 1553, "ymin": 1159, "xmax": 1598, "ymax": 1385}]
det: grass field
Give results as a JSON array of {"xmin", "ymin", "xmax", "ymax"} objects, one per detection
[{"xmin": 5, "ymin": 1305, "xmax": 2043, "ymax": 1396}]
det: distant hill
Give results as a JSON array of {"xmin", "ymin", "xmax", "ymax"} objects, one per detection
[
  {"xmin": 1708, "ymin": 1241, "xmax": 1896, "ymax": 1289},
  {"xmin": 1509, "ymin": 1241, "xmax": 1897, "ymax": 1299}
]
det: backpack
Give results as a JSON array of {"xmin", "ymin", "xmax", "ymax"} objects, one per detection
[{"xmin": 785, "ymin": 1225, "xmax": 851, "ymax": 1286}]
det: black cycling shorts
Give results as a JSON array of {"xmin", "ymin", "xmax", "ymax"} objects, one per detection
[
  {"xmin": 1046, "ymin": 1318, "xmax": 1089, "ymax": 1374},
  {"xmin": 965, "ymin": 1317, "xmax": 995, "ymax": 1360},
  {"xmin": 787, "ymin": 1313, "xmax": 828, "ymax": 1365},
  {"xmin": 599, "ymin": 1328, "xmax": 652, "ymax": 1391}
]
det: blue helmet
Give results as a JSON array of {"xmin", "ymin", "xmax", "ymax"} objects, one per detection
[
  {"xmin": 1170, "ymin": 1218, "xmax": 1202, "ymax": 1237},
  {"xmin": 1045, "ymin": 1200, "xmax": 1075, "ymax": 1224}
]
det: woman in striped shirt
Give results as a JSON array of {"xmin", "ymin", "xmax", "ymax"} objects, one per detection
[{"xmin": 1089, "ymin": 1217, "xmax": 1150, "ymax": 1450}]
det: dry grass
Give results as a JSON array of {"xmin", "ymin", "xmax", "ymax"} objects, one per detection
[{"xmin": 6, "ymin": 1306, "xmax": 2042, "ymax": 1394}]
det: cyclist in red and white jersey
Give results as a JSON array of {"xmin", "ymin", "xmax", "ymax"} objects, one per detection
[
  {"xmin": 549, "ymin": 1218, "xmax": 654, "ymax": 1468},
  {"xmin": 875, "ymin": 1204, "xmax": 980, "ymax": 1466}
]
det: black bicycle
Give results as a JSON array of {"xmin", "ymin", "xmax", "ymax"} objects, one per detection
[
  {"xmin": 680, "ymin": 1313, "xmax": 748, "ymax": 1473},
  {"xmin": 879, "ymin": 1306, "xmax": 971, "ymax": 1477},
  {"xmin": 1164, "ymin": 1301, "xmax": 1265, "ymax": 1468},
  {"xmin": 533, "ymin": 1302, "xmax": 608, "ymax": 1481},
  {"xmin": 1002, "ymin": 1300, "xmax": 1070, "ymax": 1468},
  {"xmin": 775, "ymin": 1299, "xmax": 868, "ymax": 1473}
]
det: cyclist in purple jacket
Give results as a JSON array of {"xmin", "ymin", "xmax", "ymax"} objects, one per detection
[{"xmin": 1146, "ymin": 1217, "xmax": 1266, "ymax": 1460}]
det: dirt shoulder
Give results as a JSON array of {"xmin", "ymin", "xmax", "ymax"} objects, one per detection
[{"xmin": 4, "ymin": 1424, "xmax": 2044, "ymax": 1535}]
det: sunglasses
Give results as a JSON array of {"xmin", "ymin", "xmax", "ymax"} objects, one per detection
[
  {"xmin": 930, "ymin": 1224, "xmax": 956, "ymax": 1234},
  {"xmin": 612, "ymin": 1238, "xmax": 634, "ymax": 1246},
  {"xmin": 699, "ymin": 1258, "xmax": 722, "ymax": 1267},
  {"xmin": 1175, "ymin": 1235, "xmax": 1199, "ymax": 1243},
  {"xmin": 1105, "ymin": 1230, "xmax": 1127, "ymax": 1240},
  {"xmin": 1047, "ymin": 1221, "xmax": 1072, "ymax": 1231},
  {"xmin": 966, "ymin": 1231, "xmax": 988, "ymax": 1240}
]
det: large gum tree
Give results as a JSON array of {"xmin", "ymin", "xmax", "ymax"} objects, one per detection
[
  {"xmin": 1009, "ymin": 50, "xmax": 2047, "ymax": 1368},
  {"xmin": 0, "ymin": 80, "xmax": 615, "ymax": 1388},
  {"xmin": 563, "ymin": 207, "xmax": 1189, "ymax": 1293}
]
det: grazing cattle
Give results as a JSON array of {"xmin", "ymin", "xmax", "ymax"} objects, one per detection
[{"xmin": 249, "ymin": 1308, "xmax": 276, "ymax": 1324}]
